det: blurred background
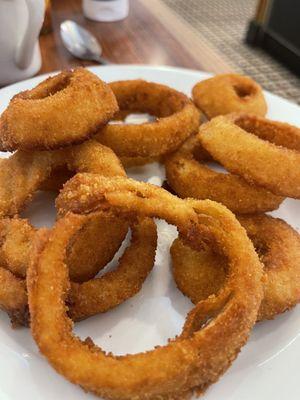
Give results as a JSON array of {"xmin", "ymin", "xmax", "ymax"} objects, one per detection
[{"xmin": 1, "ymin": 0, "xmax": 299, "ymax": 103}]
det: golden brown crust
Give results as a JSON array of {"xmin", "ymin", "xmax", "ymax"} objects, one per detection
[
  {"xmin": 44, "ymin": 175, "xmax": 263, "ymax": 399},
  {"xmin": 0, "ymin": 140, "xmax": 129, "ymax": 284},
  {"xmin": 0, "ymin": 140, "xmax": 125, "ymax": 218},
  {"xmin": 0, "ymin": 141, "xmax": 133, "ymax": 324},
  {"xmin": 192, "ymin": 74, "xmax": 267, "ymax": 118},
  {"xmin": 172, "ymin": 214, "xmax": 300, "ymax": 321},
  {"xmin": 95, "ymin": 80, "xmax": 201, "ymax": 158},
  {"xmin": 199, "ymin": 113, "xmax": 300, "ymax": 198},
  {"xmin": 1, "ymin": 212, "xmax": 156, "ymax": 326},
  {"xmin": 172, "ymin": 238, "xmax": 227, "ymax": 305},
  {"xmin": 120, "ymin": 155, "xmax": 161, "ymax": 168},
  {"xmin": 0, "ymin": 68, "xmax": 118, "ymax": 151},
  {"xmin": 0, "ymin": 218, "xmax": 35, "ymax": 277},
  {"xmin": 0, "ymin": 266, "xmax": 28, "ymax": 326},
  {"xmin": 165, "ymin": 135, "xmax": 284, "ymax": 213},
  {"xmin": 0, "ymin": 212, "xmax": 128, "ymax": 284},
  {"xmin": 69, "ymin": 216, "xmax": 157, "ymax": 321},
  {"xmin": 231, "ymin": 112, "xmax": 300, "ymax": 152},
  {"xmin": 64, "ymin": 212, "xmax": 129, "ymax": 283}
]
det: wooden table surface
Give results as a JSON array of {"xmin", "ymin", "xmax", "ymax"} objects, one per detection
[{"xmin": 39, "ymin": 0, "xmax": 232, "ymax": 75}]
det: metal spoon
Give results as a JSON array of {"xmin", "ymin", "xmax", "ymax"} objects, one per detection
[{"xmin": 60, "ymin": 20, "xmax": 111, "ymax": 65}]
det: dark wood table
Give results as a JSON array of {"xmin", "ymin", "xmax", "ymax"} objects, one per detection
[{"xmin": 39, "ymin": 0, "xmax": 232, "ymax": 75}]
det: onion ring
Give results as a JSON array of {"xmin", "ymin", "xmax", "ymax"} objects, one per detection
[
  {"xmin": 172, "ymin": 214, "xmax": 300, "ymax": 321},
  {"xmin": 0, "ymin": 140, "xmax": 125, "ymax": 217},
  {"xmin": 0, "ymin": 212, "xmax": 157, "ymax": 326},
  {"xmin": 192, "ymin": 74, "xmax": 267, "ymax": 119},
  {"xmin": 95, "ymin": 80, "xmax": 201, "ymax": 158},
  {"xmin": 0, "ymin": 68, "xmax": 118, "ymax": 151},
  {"xmin": 0, "ymin": 218, "xmax": 35, "ymax": 278},
  {"xmin": 0, "ymin": 141, "xmax": 132, "ymax": 322},
  {"xmin": 0, "ymin": 214, "xmax": 127, "ymax": 284},
  {"xmin": 226, "ymin": 112, "xmax": 300, "ymax": 151},
  {"xmin": 165, "ymin": 135, "xmax": 284, "ymax": 213},
  {"xmin": 0, "ymin": 138, "xmax": 158, "ymax": 326},
  {"xmin": 68, "ymin": 215, "xmax": 157, "ymax": 321},
  {"xmin": 36, "ymin": 174, "xmax": 264, "ymax": 399},
  {"xmin": 65, "ymin": 212, "xmax": 128, "ymax": 283},
  {"xmin": 0, "ymin": 140, "xmax": 129, "ymax": 281},
  {"xmin": 200, "ymin": 113, "xmax": 300, "ymax": 198}
]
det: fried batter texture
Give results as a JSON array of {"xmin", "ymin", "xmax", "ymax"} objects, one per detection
[
  {"xmin": 0, "ymin": 68, "xmax": 118, "ymax": 151},
  {"xmin": 0, "ymin": 215, "xmax": 127, "ymax": 283},
  {"xmin": 172, "ymin": 214, "xmax": 300, "ymax": 321},
  {"xmin": 0, "ymin": 141, "xmax": 134, "ymax": 323},
  {"xmin": 0, "ymin": 212, "xmax": 157, "ymax": 326},
  {"xmin": 0, "ymin": 139, "xmax": 129, "ymax": 281},
  {"xmin": 29, "ymin": 174, "xmax": 264, "ymax": 399},
  {"xmin": 0, "ymin": 267, "xmax": 28, "ymax": 326},
  {"xmin": 120, "ymin": 156, "xmax": 162, "ymax": 168},
  {"xmin": 95, "ymin": 80, "xmax": 201, "ymax": 158},
  {"xmin": 200, "ymin": 113, "xmax": 300, "ymax": 198},
  {"xmin": 165, "ymin": 135, "xmax": 284, "ymax": 213},
  {"xmin": 192, "ymin": 74, "xmax": 267, "ymax": 118},
  {"xmin": 69, "ymin": 216, "xmax": 157, "ymax": 321},
  {"xmin": 0, "ymin": 140, "xmax": 125, "ymax": 217}
]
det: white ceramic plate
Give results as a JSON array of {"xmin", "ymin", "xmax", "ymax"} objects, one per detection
[{"xmin": 0, "ymin": 65, "xmax": 299, "ymax": 400}]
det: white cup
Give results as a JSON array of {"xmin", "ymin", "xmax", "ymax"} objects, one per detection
[
  {"xmin": 0, "ymin": 0, "xmax": 45, "ymax": 86},
  {"xmin": 83, "ymin": 0, "xmax": 129, "ymax": 22}
]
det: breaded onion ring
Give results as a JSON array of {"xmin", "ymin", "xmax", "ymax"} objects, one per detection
[
  {"xmin": 0, "ymin": 137, "xmax": 158, "ymax": 326},
  {"xmin": 172, "ymin": 214, "xmax": 300, "ymax": 321},
  {"xmin": 65, "ymin": 213, "xmax": 128, "ymax": 283},
  {"xmin": 200, "ymin": 113, "xmax": 300, "ymax": 198},
  {"xmin": 68, "ymin": 215, "xmax": 157, "ymax": 321},
  {"xmin": 0, "ymin": 141, "xmax": 129, "ymax": 284},
  {"xmin": 0, "ymin": 140, "xmax": 125, "ymax": 217},
  {"xmin": 192, "ymin": 74, "xmax": 267, "ymax": 118},
  {"xmin": 0, "ymin": 68, "xmax": 118, "ymax": 151},
  {"xmin": 0, "ymin": 214, "xmax": 127, "ymax": 284},
  {"xmin": 165, "ymin": 135, "xmax": 284, "ymax": 213},
  {"xmin": 95, "ymin": 80, "xmax": 201, "ymax": 157},
  {"xmin": 227, "ymin": 112, "xmax": 300, "ymax": 151},
  {"xmin": 0, "ymin": 213, "xmax": 156, "ymax": 326},
  {"xmin": 37, "ymin": 174, "xmax": 264, "ymax": 399}
]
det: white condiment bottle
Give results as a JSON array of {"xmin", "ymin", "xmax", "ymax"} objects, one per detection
[{"xmin": 83, "ymin": 0, "xmax": 129, "ymax": 22}]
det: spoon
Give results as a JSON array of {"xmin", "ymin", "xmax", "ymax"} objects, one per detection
[{"xmin": 60, "ymin": 20, "xmax": 111, "ymax": 65}]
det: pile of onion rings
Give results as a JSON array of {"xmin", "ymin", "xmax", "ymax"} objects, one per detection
[
  {"xmin": 0, "ymin": 68, "xmax": 299, "ymax": 399},
  {"xmin": 1, "ymin": 212, "xmax": 156, "ymax": 326},
  {"xmin": 0, "ymin": 138, "xmax": 157, "ymax": 325},
  {"xmin": 29, "ymin": 175, "xmax": 263, "ymax": 399}
]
